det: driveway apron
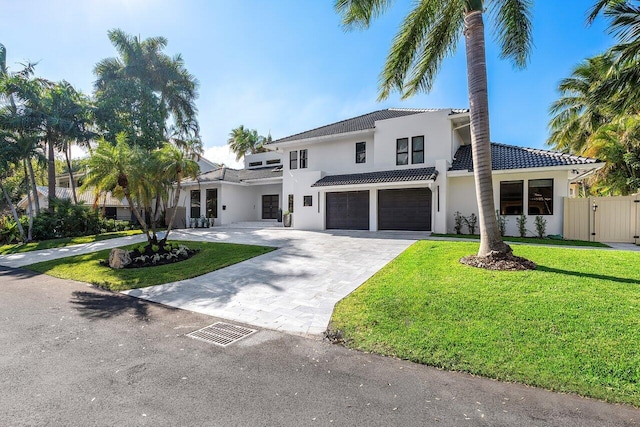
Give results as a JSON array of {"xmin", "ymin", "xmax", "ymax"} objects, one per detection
[{"xmin": 124, "ymin": 228, "xmax": 425, "ymax": 335}]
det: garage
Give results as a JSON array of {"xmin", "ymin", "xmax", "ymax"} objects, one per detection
[
  {"xmin": 378, "ymin": 188, "xmax": 431, "ymax": 231},
  {"xmin": 326, "ymin": 191, "xmax": 369, "ymax": 230}
]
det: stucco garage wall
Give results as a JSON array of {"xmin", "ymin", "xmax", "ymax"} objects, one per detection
[{"xmin": 447, "ymin": 169, "xmax": 570, "ymax": 237}]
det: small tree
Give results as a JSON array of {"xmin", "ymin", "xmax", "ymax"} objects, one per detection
[
  {"xmin": 465, "ymin": 213, "xmax": 478, "ymax": 235},
  {"xmin": 454, "ymin": 211, "xmax": 465, "ymax": 234},
  {"xmin": 534, "ymin": 215, "xmax": 547, "ymax": 239},
  {"xmin": 496, "ymin": 210, "xmax": 507, "ymax": 237},
  {"xmin": 516, "ymin": 214, "xmax": 528, "ymax": 238}
]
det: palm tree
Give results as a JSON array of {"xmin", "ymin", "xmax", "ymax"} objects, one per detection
[
  {"xmin": 82, "ymin": 135, "xmax": 153, "ymax": 242},
  {"xmin": 94, "ymin": 29, "xmax": 199, "ymax": 148},
  {"xmin": 547, "ymin": 55, "xmax": 614, "ymax": 154},
  {"xmin": 227, "ymin": 125, "xmax": 268, "ymax": 161},
  {"xmin": 336, "ymin": 0, "xmax": 532, "ymax": 258},
  {"xmin": 160, "ymin": 143, "xmax": 200, "ymax": 242},
  {"xmin": 0, "ymin": 130, "xmax": 27, "ymax": 242},
  {"xmin": 583, "ymin": 114, "xmax": 640, "ymax": 195}
]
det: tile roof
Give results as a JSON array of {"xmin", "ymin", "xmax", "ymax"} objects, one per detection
[
  {"xmin": 450, "ymin": 143, "xmax": 602, "ymax": 172},
  {"xmin": 272, "ymin": 108, "xmax": 467, "ymax": 144},
  {"xmin": 311, "ymin": 167, "xmax": 438, "ymax": 187},
  {"xmin": 197, "ymin": 166, "xmax": 283, "ymax": 183},
  {"xmin": 19, "ymin": 186, "xmax": 129, "ymax": 209}
]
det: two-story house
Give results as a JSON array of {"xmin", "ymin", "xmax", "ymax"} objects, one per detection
[{"xmin": 263, "ymin": 108, "xmax": 602, "ymax": 236}]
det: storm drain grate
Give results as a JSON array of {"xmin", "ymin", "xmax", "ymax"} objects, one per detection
[{"xmin": 186, "ymin": 322, "xmax": 256, "ymax": 347}]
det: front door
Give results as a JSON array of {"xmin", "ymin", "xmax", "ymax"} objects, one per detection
[{"xmin": 262, "ymin": 194, "xmax": 279, "ymax": 219}]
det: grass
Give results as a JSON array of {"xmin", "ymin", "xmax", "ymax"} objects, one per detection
[
  {"xmin": 25, "ymin": 240, "xmax": 275, "ymax": 291},
  {"xmin": 329, "ymin": 241, "xmax": 640, "ymax": 406},
  {"xmin": 431, "ymin": 233, "xmax": 609, "ymax": 247},
  {"xmin": 0, "ymin": 230, "xmax": 144, "ymax": 255}
]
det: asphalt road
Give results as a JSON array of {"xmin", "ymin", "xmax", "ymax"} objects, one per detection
[{"xmin": 1, "ymin": 266, "xmax": 638, "ymax": 427}]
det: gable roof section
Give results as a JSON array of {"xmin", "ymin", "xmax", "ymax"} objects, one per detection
[
  {"xmin": 272, "ymin": 108, "xmax": 467, "ymax": 144},
  {"xmin": 450, "ymin": 143, "xmax": 601, "ymax": 172},
  {"xmin": 311, "ymin": 167, "xmax": 438, "ymax": 187}
]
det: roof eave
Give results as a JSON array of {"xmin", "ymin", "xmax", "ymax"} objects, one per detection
[
  {"xmin": 448, "ymin": 163, "xmax": 603, "ymax": 176},
  {"xmin": 269, "ymin": 128, "xmax": 375, "ymax": 148}
]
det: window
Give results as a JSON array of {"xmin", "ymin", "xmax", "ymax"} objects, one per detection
[
  {"xmin": 289, "ymin": 151, "xmax": 298, "ymax": 170},
  {"xmin": 528, "ymin": 179, "xmax": 554, "ymax": 215},
  {"xmin": 190, "ymin": 190, "xmax": 201, "ymax": 219},
  {"xmin": 104, "ymin": 207, "xmax": 117, "ymax": 220},
  {"xmin": 266, "ymin": 159, "xmax": 281, "ymax": 165},
  {"xmin": 206, "ymin": 188, "xmax": 218, "ymax": 218},
  {"xmin": 303, "ymin": 195, "xmax": 312, "ymax": 206},
  {"xmin": 500, "ymin": 181, "xmax": 523, "ymax": 215},
  {"xmin": 249, "ymin": 161, "xmax": 262, "ymax": 167},
  {"xmin": 396, "ymin": 138, "xmax": 409, "ymax": 165},
  {"xmin": 356, "ymin": 142, "xmax": 366, "ymax": 164},
  {"xmin": 412, "ymin": 136, "xmax": 424, "ymax": 164},
  {"xmin": 300, "ymin": 149, "xmax": 308, "ymax": 169},
  {"xmin": 288, "ymin": 194, "xmax": 294, "ymax": 213}
]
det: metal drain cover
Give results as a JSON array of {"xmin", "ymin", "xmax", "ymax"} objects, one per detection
[{"xmin": 186, "ymin": 322, "xmax": 256, "ymax": 347}]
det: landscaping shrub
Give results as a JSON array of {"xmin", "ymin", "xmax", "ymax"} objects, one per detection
[
  {"xmin": 465, "ymin": 213, "xmax": 478, "ymax": 235},
  {"xmin": 454, "ymin": 211, "xmax": 465, "ymax": 234},
  {"xmin": 496, "ymin": 210, "xmax": 507, "ymax": 237},
  {"xmin": 535, "ymin": 215, "xmax": 547, "ymax": 238},
  {"xmin": 0, "ymin": 216, "xmax": 20, "ymax": 244},
  {"xmin": 23, "ymin": 199, "xmax": 136, "ymax": 241},
  {"xmin": 516, "ymin": 214, "xmax": 528, "ymax": 238}
]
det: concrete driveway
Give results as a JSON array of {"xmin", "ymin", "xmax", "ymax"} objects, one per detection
[{"xmin": 124, "ymin": 227, "xmax": 427, "ymax": 335}]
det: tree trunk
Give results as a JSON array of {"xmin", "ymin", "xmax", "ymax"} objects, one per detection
[
  {"xmin": 0, "ymin": 180, "xmax": 26, "ymax": 242},
  {"xmin": 47, "ymin": 135, "xmax": 56, "ymax": 213},
  {"xmin": 65, "ymin": 141, "xmax": 79, "ymax": 205},
  {"xmin": 163, "ymin": 172, "xmax": 183, "ymax": 242},
  {"xmin": 23, "ymin": 160, "xmax": 33, "ymax": 241},
  {"xmin": 123, "ymin": 189, "xmax": 151, "ymax": 243},
  {"xmin": 27, "ymin": 158, "xmax": 40, "ymax": 215},
  {"xmin": 464, "ymin": 10, "xmax": 511, "ymax": 257}
]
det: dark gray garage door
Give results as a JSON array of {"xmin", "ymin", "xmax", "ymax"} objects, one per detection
[
  {"xmin": 378, "ymin": 188, "xmax": 431, "ymax": 231},
  {"xmin": 326, "ymin": 191, "xmax": 370, "ymax": 230}
]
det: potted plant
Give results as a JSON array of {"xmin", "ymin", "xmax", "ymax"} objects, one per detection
[
  {"xmin": 189, "ymin": 218, "xmax": 196, "ymax": 228},
  {"xmin": 283, "ymin": 210, "xmax": 292, "ymax": 228},
  {"xmin": 208, "ymin": 217, "xmax": 215, "ymax": 227}
]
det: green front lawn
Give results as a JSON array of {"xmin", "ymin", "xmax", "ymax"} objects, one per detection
[
  {"xmin": 329, "ymin": 241, "xmax": 640, "ymax": 406},
  {"xmin": 430, "ymin": 233, "xmax": 609, "ymax": 247},
  {"xmin": 0, "ymin": 230, "xmax": 144, "ymax": 255},
  {"xmin": 25, "ymin": 240, "xmax": 275, "ymax": 291}
]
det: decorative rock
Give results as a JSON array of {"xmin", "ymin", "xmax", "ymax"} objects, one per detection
[{"xmin": 109, "ymin": 248, "xmax": 131, "ymax": 269}]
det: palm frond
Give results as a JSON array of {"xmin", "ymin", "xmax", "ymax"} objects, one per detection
[
  {"xmin": 335, "ymin": 0, "xmax": 395, "ymax": 29},
  {"xmin": 488, "ymin": 0, "xmax": 533, "ymax": 68}
]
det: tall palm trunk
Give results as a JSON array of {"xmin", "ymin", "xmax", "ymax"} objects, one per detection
[
  {"xmin": 123, "ymin": 188, "xmax": 151, "ymax": 243},
  {"xmin": 64, "ymin": 140, "xmax": 79, "ymax": 204},
  {"xmin": 163, "ymin": 171, "xmax": 183, "ymax": 242},
  {"xmin": 27, "ymin": 159, "xmax": 40, "ymax": 214},
  {"xmin": 47, "ymin": 135, "xmax": 56, "ymax": 213},
  {"xmin": 464, "ymin": 10, "xmax": 511, "ymax": 257},
  {"xmin": 0, "ymin": 180, "xmax": 26, "ymax": 242},
  {"xmin": 23, "ymin": 160, "xmax": 33, "ymax": 241}
]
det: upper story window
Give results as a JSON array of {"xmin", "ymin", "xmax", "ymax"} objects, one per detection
[
  {"xmin": 412, "ymin": 136, "xmax": 424, "ymax": 164},
  {"xmin": 528, "ymin": 179, "xmax": 553, "ymax": 215},
  {"xmin": 500, "ymin": 181, "xmax": 523, "ymax": 215},
  {"xmin": 266, "ymin": 159, "xmax": 281, "ymax": 165},
  {"xmin": 300, "ymin": 149, "xmax": 308, "ymax": 169},
  {"xmin": 356, "ymin": 142, "xmax": 366, "ymax": 164},
  {"xmin": 396, "ymin": 138, "xmax": 409, "ymax": 165},
  {"xmin": 289, "ymin": 151, "xmax": 298, "ymax": 170},
  {"xmin": 249, "ymin": 161, "xmax": 263, "ymax": 167}
]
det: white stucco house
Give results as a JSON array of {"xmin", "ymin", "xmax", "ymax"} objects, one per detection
[{"xmin": 181, "ymin": 108, "xmax": 602, "ymax": 236}]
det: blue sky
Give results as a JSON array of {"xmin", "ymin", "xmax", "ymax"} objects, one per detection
[{"xmin": 1, "ymin": 1, "xmax": 614, "ymax": 168}]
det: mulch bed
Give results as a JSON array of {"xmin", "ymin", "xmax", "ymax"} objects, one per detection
[{"xmin": 460, "ymin": 253, "xmax": 536, "ymax": 271}]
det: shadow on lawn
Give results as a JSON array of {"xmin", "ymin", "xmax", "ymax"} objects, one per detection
[
  {"xmin": 536, "ymin": 265, "xmax": 640, "ymax": 285},
  {"xmin": 71, "ymin": 290, "xmax": 151, "ymax": 320}
]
